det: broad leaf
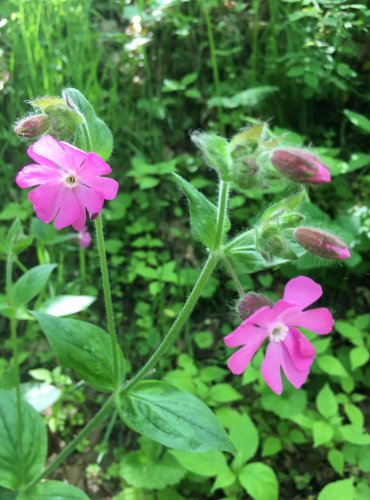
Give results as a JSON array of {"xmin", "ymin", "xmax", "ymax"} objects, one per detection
[
  {"xmin": 12, "ymin": 264, "xmax": 56, "ymax": 308},
  {"xmin": 173, "ymin": 173, "xmax": 230, "ymax": 248},
  {"xmin": 191, "ymin": 132, "xmax": 232, "ymax": 181},
  {"xmin": 64, "ymin": 88, "xmax": 113, "ymax": 160},
  {"xmin": 33, "ymin": 313, "xmax": 125, "ymax": 392},
  {"xmin": 318, "ymin": 478, "xmax": 354, "ymax": 500},
  {"xmin": 121, "ymin": 380, "xmax": 235, "ymax": 453},
  {"xmin": 18, "ymin": 480, "xmax": 89, "ymax": 499},
  {"xmin": 316, "ymin": 384, "xmax": 338, "ymax": 419},
  {"xmin": 239, "ymin": 462, "xmax": 278, "ymax": 500},
  {"xmin": 0, "ymin": 390, "xmax": 47, "ymax": 490}
]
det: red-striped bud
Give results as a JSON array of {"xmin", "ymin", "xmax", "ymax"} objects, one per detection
[
  {"xmin": 294, "ymin": 227, "xmax": 350, "ymax": 260},
  {"xmin": 14, "ymin": 114, "xmax": 50, "ymax": 138},
  {"xmin": 270, "ymin": 148, "xmax": 331, "ymax": 184}
]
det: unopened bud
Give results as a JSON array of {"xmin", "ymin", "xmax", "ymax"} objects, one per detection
[
  {"xmin": 78, "ymin": 228, "xmax": 92, "ymax": 248},
  {"xmin": 294, "ymin": 227, "xmax": 350, "ymax": 260},
  {"xmin": 14, "ymin": 114, "xmax": 50, "ymax": 138},
  {"xmin": 279, "ymin": 212, "xmax": 305, "ymax": 228},
  {"xmin": 238, "ymin": 292, "xmax": 273, "ymax": 320},
  {"xmin": 270, "ymin": 148, "xmax": 331, "ymax": 184}
]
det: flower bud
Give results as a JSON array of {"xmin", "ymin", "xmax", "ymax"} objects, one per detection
[
  {"xmin": 79, "ymin": 228, "xmax": 92, "ymax": 248},
  {"xmin": 237, "ymin": 292, "xmax": 273, "ymax": 320},
  {"xmin": 270, "ymin": 148, "xmax": 331, "ymax": 184},
  {"xmin": 14, "ymin": 114, "xmax": 50, "ymax": 138},
  {"xmin": 294, "ymin": 227, "xmax": 350, "ymax": 260}
]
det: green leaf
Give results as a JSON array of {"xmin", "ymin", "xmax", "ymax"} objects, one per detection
[
  {"xmin": 121, "ymin": 380, "xmax": 235, "ymax": 453},
  {"xmin": 0, "ymin": 390, "xmax": 47, "ymax": 490},
  {"xmin": 259, "ymin": 190, "xmax": 307, "ymax": 224},
  {"xmin": 328, "ymin": 449, "xmax": 344, "ymax": 476},
  {"xmin": 349, "ymin": 347, "xmax": 369, "ymax": 370},
  {"xmin": 239, "ymin": 462, "xmax": 278, "ymax": 500},
  {"xmin": 313, "ymin": 421, "xmax": 334, "ymax": 447},
  {"xmin": 344, "ymin": 404, "xmax": 364, "ymax": 429},
  {"xmin": 120, "ymin": 449, "xmax": 186, "ymax": 489},
  {"xmin": 344, "ymin": 110, "xmax": 370, "ymax": 134},
  {"xmin": 340, "ymin": 425, "xmax": 370, "ymax": 445},
  {"xmin": 316, "ymin": 384, "xmax": 338, "ymax": 419},
  {"xmin": 64, "ymin": 88, "xmax": 113, "ymax": 160},
  {"xmin": 12, "ymin": 264, "xmax": 56, "ymax": 308},
  {"xmin": 217, "ymin": 408, "xmax": 259, "ymax": 463},
  {"xmin": 318, "ymin": 478, "xmax": 354, "ymax": 500},
  {"xmin": 33, "ymin": 313, "xmax": 125, "ymax": 392},
  {"xmin": 169, "ymin": 450, "xmax": 227, "ymax": 477},
  {"xmin": 18, "ymin": 480, "xmax": 90, "ymax": 499},
  {"xmin": 209, "ymin": 384, "xmax": 242, "ymax": 404},
  {"xmin": 191, "ymin": 132, "xmax": 232, "ymax": 181},
  {"xmin": 173, "ymin": 173, "xmax": 230, "ymax": 248},
  {"xmin": 317, "ymin": 355, "xmax": 348, "ymax": 378},
  {"xmin": 39, "ymin": 295, "xmax": 95, "ymax": 317},
  {"xmin": 262, "ymin": 436, "xmax": 282, "ymax": 457}
]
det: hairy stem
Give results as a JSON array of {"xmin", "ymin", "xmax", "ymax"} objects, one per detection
[{"xmin": 223, "ymin": 255, "xmax": 245, "ymax": 298}]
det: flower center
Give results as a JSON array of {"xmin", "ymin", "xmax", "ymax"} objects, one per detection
[
  {"xmin": 269, "ymin": 322, "xmax": 288, "ymax": 342},
  {"xmin": 63, "ymin": 170, "xmax": 79, "ymax": 188}
]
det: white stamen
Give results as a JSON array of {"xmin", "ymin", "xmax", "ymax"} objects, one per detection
[{"xmin": 269, "ymin": 322, "xmax": 288, "ymax": 342}]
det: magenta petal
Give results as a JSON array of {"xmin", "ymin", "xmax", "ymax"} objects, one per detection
[
  {"xmin": 288, "ymin": 307, "xmax": 333, "ymax": 335},
  {"xmin": 60, "ymin": 141, "xmax": 88, "ymax": 170},
  {"xmin": 28, "ymin": 135, "xmax": 67, "ymax": 168},
  {"xmin": 76, "ymin": 185, "xmax": 104, "ymax": 218},
  {"xmin": 54, "ymin": 190, "xmax": 83, "ymax": 229},
  {"xmin": 281, "ymin": 342, "xmax": 309, "ymax": 388},
  {"xmin": 80, "ymin": 152, "xmax": 112, "ymax": 176},
  {"xmin": 224, "ymin": 321, "xmax": 267, "ymax": 348},
  {"xmin": 283, "ymin": 328, "xmax": 315, "ymax": 372},
  {"xmin": 16, "ymin": 164, "xmax": 61, "ymax": 188},
  {"xmin": 283, "ymin": 276, "xmax": 322, "ymax": 309},
  {"xmin": 261, "ymin": 343, "xmax": 283, "ymax": 394},
  {"xmin": 83, "ymin": 176, "xmax": 119, "ymax": 200},
  {"xmin": 28, "ymin": 183, "xmax": 62, "ymax": 223},
  {"xmin": 72, "ymin": 208, "xmax": 87, "ymax": 231},
  {"xmin": 227, "ymin": 342, "xmax": 263, "ymax": 375}
]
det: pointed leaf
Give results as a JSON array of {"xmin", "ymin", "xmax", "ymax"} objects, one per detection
[
  {"xmin": 18, "ymin": 480, "xmax": 89, "ymax": 499},
  {"xmin": 33, "ymin": 313, "xmax": 125, "ymax": 392},
  {"xmin": 121, "ymin": 380, "xmax": 235, "ymax": 453},
  {"xmin": 12, "ymin": 264, "xmax": 56, "ymax": 308}
]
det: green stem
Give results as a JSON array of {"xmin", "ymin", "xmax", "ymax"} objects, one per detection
[
  {"xmin": 213, "ymin": 181, "xmax": 230, "ymax": 250},
  {"xmin": 79, "ymin": 247, "xmax": 86, "ymax": 283},
  {"xmin": 95, "ymin": 214, "xmax": 121, "ymax": 387},
  {"xmin": 223, "ymin": 255, "xmax": 245, "ymax": 298},
  {"xmin": 6, "ymin": 253, "xmax": 24, "ymax": 482},
  {"xmin": 122, "ymin": 251, "xmax": 219, "ymax": 392},
  {"xmin": 24, "ymin": 396, "xmax": 115, "ymax": 492}
]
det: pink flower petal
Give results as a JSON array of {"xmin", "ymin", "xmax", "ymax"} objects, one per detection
[
  {"xmin": 261, "ymin": 343, "xmax": 283, "ymax": 394},
  {"xmin": 281, "ymin": 342, "xmax": 310, "ymax": 388},
  {"xmin": 72, "ymin": 208, "xmax": 87, "ymax": 231},
  {"xmin": 80, "ymin": 152, "xmax": 112, "ymax": 176},
  {"xmin": 28, "ymin": 135, "xmax": 67, "ymax": 169},
  {"xmin": 76, "ymin": 185, "xmax": 104, "ymax": 218},
  {"xmin": 287, "ymin": 307, "xmax": 333, "ymax": 335},
  {"xmin": 82, "ymin": 176, "xmax": 119, "ymax": 200},
  {"xmin": 16, "ymin": 164, "xmax": 61, "ymax": 188},
  {"xmin": 227, "ymin": 342, "xmax": 264, "ymax": 375},
  {"xmin": 54, "ymin": 189, "xmax": 83, "ymax": 229},
  {"xmin": 224, "ymin": 321, "xmax": 268, "ymax": 348},
  {"xmin": 28, "ymin": 183, "xmax": 63, "ymax": 223},
  {"xmin": 283, "ymin": 276, "xmax": 323, "ymax": 309},
  {"xmin": 60, "ymin": 141, "xmax": 88, "ymax": 170},
  {"xmin": 283, "ymin": 328, "xmax": 315, "ymax": 372}
]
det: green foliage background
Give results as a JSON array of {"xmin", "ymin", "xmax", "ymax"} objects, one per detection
[{"xmin": 0, "ymin": 0, "xmax": 369, "ymax": 498}]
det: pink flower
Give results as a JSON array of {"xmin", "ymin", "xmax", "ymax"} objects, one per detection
[
  {"xmin": 78, "ymin": 227, "xmax": 92, "ymax": 248},
  {"xmin": 224, "ymin": 276, "xmax": 333, "ymax": 394},
  {"xmin": 16, "ymin": 135, "xmax": 119, "ymax": 230},
  {"xmin": 270, "ymin": 148, "xmax": 331, "ymax": 184}
]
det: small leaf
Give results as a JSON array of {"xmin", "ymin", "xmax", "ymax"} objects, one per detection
[
  {"xmin": 33, "ymin": 313, "xmax": 125, "ymax": 392},
  {"xmin": 209, "ymin": 384, "xmax": 242, "ymax": 404},
  {"xmin": 316, "ymin": 384, "xmax": 338, "ymax": 419},
  {"xmin": 340, "ymin": 425, "xmax": 370, "ymax": 445},
  {"xmin": 317, "ymin": 355, "xmax": 348, "ymax": 378},
  {"xmin": 262, "ymin": 436, "xmax": 282, "ymax": 457},
  {"xmin": 12, "ymin": 264, "xmax": 56, "ymax": 308},
  {"xmin": 173, "ymin": 173, "xmax": 230, "ymax": 248},
  {"xmin": 239, "ymin": 462, "xmax": 278, "ymax": 500},
  {"xmin": 349, "ymin": 347, "xmax": 369, "ymax": 370},
  {"xmin": 39, "ymin": 295, "xmax": 95, "ymax": 317},
  {"xmin": 0, "ymin": 390, "xmax": 47, "ymax": 490},
  {"xmin": 64, "ymin": 88, "xmax": 113, "ymax": 160},
  {"xmin": 328, "ymin": 449, "xmax": 344, "ymax": 475},
  {"xmin": 191, "ymin": 132, "xmax": 233, "ymax": 181},
  {"xmin": 170, "ymin": 450, "xmax": 228, "ymax": 477},
  {"xmin": 318, "ymin": 478, "xmax": 354, "ymax": 500},
  {"xmin": 18, "ymin": 480, "xmax": 90, "ymax": 499},
  {"xmin": 121, "ymin": 380, "xmax": 235, "ymax": 453},
  {"xmin": 344, "ymin": 110, "xmax": 370, "ymax": 134},
  {"xmin": 313, "ymin": 421, "xmax": 333, "ymax": 447}
]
